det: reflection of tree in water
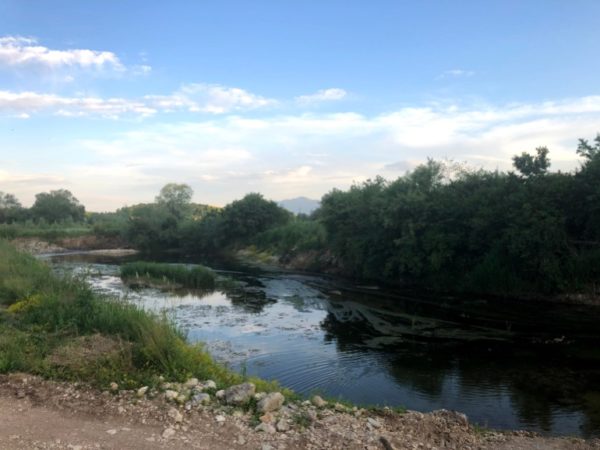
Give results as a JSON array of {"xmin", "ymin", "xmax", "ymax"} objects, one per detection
[{"xmin": 320, "ymin": 305, "xmax": 600, "ymax": 437}]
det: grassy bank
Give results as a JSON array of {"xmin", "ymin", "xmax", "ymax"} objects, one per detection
[
  {"xmin": 0, "ymin": 223, "xmax": 92, "ymax": 241},
  {"xmin": 0, "ymin": 240, "xmax": 279, "ymax": 393},
  {"xmin": 121, "ymin": 261, "xmax": 217, "ymax": 290}
]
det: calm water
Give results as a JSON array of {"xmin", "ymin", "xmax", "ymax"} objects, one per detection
[{"xmin": 47, "ymin": 252, "xmax": 600, "ymax": 438}]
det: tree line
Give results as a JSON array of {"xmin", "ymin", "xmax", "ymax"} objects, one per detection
[{"xmin": 2, "ymin": 134, "xmax": 599, "ymax": 296}]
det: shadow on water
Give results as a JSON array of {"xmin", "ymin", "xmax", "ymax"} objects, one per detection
[{"xmin": 47, "ymin": 252, "xmax": 600, "ymax": 438}]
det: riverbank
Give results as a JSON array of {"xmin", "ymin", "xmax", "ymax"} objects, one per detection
[
  {"xmin": 1, "ymin": 373, "xmax": 597, "ymax": 450},
  {"xmin": 10, "ymin": 235, "xmax": 133, "ymax": 255},
  {"xmin": 236, "ymin": 247, "xmax": 600, "ymax": 306}
]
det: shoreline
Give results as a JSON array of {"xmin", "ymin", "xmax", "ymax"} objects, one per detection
[{"xmin": 1, "ymin": 373, "xmax": 597, "ymax": 450}]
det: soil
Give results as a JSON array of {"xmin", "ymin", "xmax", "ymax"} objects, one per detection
[{"xmin": 0, "ymin": 373, "xmax": 597, "ymax": 450}]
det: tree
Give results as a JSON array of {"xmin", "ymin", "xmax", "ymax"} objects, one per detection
[
  {"xmin": 221, "ymin": 193, "xmax": 291, "ymax": 243},
  {"xmin": 576, "ymin": 134, "xmax": 600, "ymax": 161},
  {"xmin": 155, "ymin": 183, "xmax": 193, "ymax": 218},
  {"xmin": 512, "ymin": 146, "xmax": 551, "ymax": 177},
  {"xmin": 30, "ymin": 189, "xmax": 85, "ymax": 223},
  {"xmin": 0, "ymin": 192, "xmax": 23, "ymax": 223}
]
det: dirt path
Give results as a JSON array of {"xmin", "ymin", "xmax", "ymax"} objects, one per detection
[{"xmin": 0, "ymin": 374, "xmax": 597, "ymax": 450}]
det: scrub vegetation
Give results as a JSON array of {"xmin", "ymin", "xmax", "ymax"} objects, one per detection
[{"xmin": 0, "ymin": 240, "xmax": 281, "ymax": 393}]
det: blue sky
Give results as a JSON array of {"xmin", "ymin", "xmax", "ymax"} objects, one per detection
[{"xmin": 1, "ymin": 1, "xmax": 599, "ymax": 211}]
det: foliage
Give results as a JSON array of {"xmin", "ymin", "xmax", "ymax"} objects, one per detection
[
  {"xmin": 253, "ymin": 219, "xmax": 327, "ymax": 254},
  {"xmin": 30, "ymin": 189, "xmax": 85, "ymax": 223},
  {"xmin": 155, "ymin": 183, "xmax": 194, "ymax": 219},
  {"xmin": 120, "ymin": 261, "xmax": 216, "ymax": 290}
]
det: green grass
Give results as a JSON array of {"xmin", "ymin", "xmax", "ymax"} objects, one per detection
[
  {"xmin": 0, "ymin": 223, "xmax": 92, "ymax": 241},
  {"xmin": 0, "ymin": 239, "xmax": 287, "ymax": 392},
  {"xmin": 120, "ymin": 261, "xmax": 217, "ymax": 290}
]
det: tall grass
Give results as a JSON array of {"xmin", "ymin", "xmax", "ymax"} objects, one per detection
[
  {"xmin": 120, "ymin": 261, "xmax": 216, "ymax": 290},
  {"xmin": 0, "ymin": 239, "xmax": 276, "ymax": 389},
  {"xmin": 0, "ymin": 223, "xmax": 92, "ymax": 241}
]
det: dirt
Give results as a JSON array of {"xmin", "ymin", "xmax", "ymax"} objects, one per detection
[{"xmin": 0, "ymin": 373, "xmax": 597, "ymax": 450}]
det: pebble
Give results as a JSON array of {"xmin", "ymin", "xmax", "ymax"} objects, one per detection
[
  {"xmin": 255, "ymin": 422, "xmax": 277, "ymax": 434},
  {"xmin": 162, "ymin": 427, "xmax": 176, "ymax": 439},
  {"xmin": 164, "ymin": 390, "xmax": 178, "ymax": 401},
  {"xmin": 215, "ymin": 415, "xmax": 226, "ymax": 423},
  {"xmin": 136, "ymin": 386, "xmax": 148, "ymax": 398},
  {"xmin": 311, "ymin": 395, "xmax": 327, "ymax": 407},
  {"xmin": 105, "ymin": 429, "xmax": 117, "ymax": 435},
  {"xmin": 168, "ymin": 407, "xmax": 183, "ymax": 423},
  {"xmin": 276, "ymin": 419, "xmax": 290, "ymax": 432}
]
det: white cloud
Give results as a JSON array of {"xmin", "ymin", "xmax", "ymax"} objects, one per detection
[
  {"xmin": 0, "ymin": 83, "xmax": 277, "ymax": 118},
  {"xmin": 296, "ymin": 88, "xmax": 347, "ymax": 105},
  {"xmin": 4, "ymin": 94, "xmax": 600, "ymax": 209},
  {"xmin": 437, "ymin": 69, "xmax": 475, "ymax": 79},
  {"xmin": 0, "ymin": 91, "xmax": 156, "ymax": 118},
  {"xmin": 0, "ymin": 36, "xmax": 126, "ymax": 72}
]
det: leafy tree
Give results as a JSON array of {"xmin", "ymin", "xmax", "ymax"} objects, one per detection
[
  {"xmin": 576, "ymin": 134, "xmax": 600, "ymax": 161},
  {"xmin": 155, "ymin": 183, "xmax": 194, "ymax": 218},
  {"xmin": 30, "ymin": 189, "xmax": 85, "ymax": 223},
  {"xmin": 0, "ymin": 192, "xmax": 23, "ymax": 223},
  {"xmin": 220, "ymin": 193, "xmax": 291, "ymax": 244},
  {"xmin": 512, "ymin": 146, "xmax": 551, "ymax": 177}
]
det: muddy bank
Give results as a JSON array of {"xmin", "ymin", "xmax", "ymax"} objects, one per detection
[
  {"xmin": 11, "ymin": 235, "xmax": 135, "ymax": 255},
  {"xmin": 1, "ymin": 373, "xmax": 597, "ymax": 450}
]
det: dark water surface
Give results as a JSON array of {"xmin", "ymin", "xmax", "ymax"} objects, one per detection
[{"xmin": 47, "ymin": 252, "xmax": 600, "ymax": 438}]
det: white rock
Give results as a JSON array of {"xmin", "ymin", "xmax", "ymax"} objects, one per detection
[
  {"xmin": 311, "ymin": 395, "xmax": 327, "ymax": 407},
  {"xmin": 184, "ymin": 378, "xmax": 199, "ymax": 388},
  {"xmin": 109, "ymin": 382, "xmax": 118, "ymax": 392},
  {"xmin": 106, "ymin": 429, "xmax": 117, "ymax": 435},
  {"xmin": 255, "ymin": 422, "xmax": 276, "ymax": 434},
  {"xmin": 223, "ymin": 382, "xmax": 256, "ymax": 405},
  {"xmin": 276, "ymin": 419, "xmax": 290, "ymax": 432},
  {"xmin": 203, "ymin": 380, "xmax": 217, "ymax": 390},
  {"xmin": 136, "ymin": 386, "xmax": 149, "ymax": 398},
  {"xmin": 191, "ymin": 393, "xmax": 211, "ymax": 406},
  {"xmin": 168, "ymin": 407, "xmax": 183, "ymax": 423},
  {"xmin": 367, "ymin": 417, "xmax": 382, "ymax": 428},
  {"xmin": 162, "ymin": 427, "xmax": 176, "ymax": 439},
  {"xmin": 257, "ymin": 392, "xmax": 285, "ymax": 413},
  {"xmin": 176, "ymin": 394, "xmax": 187, "ymax": 404},
  {"xmin": 165, "ymin": 390, "xmax": 178, "ymax": 401},
  {"xmin": 215, "ymin": 415, "xmax": 226, "ymax": 423},
  {"xmin": 215, "ymin": 389, "xmax": 225, "ymax": 400}
]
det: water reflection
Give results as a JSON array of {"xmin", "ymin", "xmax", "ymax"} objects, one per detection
[{"xmin": 47, "ymin": 252, "xmax": 600, "ymax": 437}]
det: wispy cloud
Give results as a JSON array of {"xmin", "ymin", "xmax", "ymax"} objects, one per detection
[
  {"xmin": 0, "ymin": 36, "xmax": 127, "ymax": 72},
  {"xmin": 296, "ymin": 88, "xmax": 347, "ymax": 105},
  {"xmin": 0, "ymin": 83, "xmax": 276, "ymax": 118},
  {"xmin": 437, "ymin": 69, "xmax": 475, "ymax": 79}
]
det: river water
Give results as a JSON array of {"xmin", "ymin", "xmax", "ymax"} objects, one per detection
[{"xmin": 47, "ymin": 252, "xmax": 600, "ymax": 438}]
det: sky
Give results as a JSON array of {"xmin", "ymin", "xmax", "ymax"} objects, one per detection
[{"xmin": 1, "ymin": 1, "xmax": 600, "ymax": 211}]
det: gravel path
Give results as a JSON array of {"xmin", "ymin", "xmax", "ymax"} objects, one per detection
[{"xmin": 0, "ymin": 373, "xmax": 597, "ymax": 450}]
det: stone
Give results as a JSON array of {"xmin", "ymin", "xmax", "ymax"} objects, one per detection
[
  {"xmin": 215, "ymin": 389, "xmax": 225, "ymax": 400},
  {"xmin": 165, "ymin": 390, "xmax": 178, "ymax": 401},
  {"xmin": 311, "ymin": 395, "xmax": 327, "ymax": 407},
  {"xmin": 184, "ymin": 378, "xmax": 199, "ymax": 389},
  {"xmin": 162, "ymin": 427, "xmax": 176, "ymax": 439},
  {"xmin": 203, "ymin": 380, "xmax": 217, "ymax": 390},
  {"xmin": 215, "ymin": 415, "xmax": 226, "ymax": 423},
  {"xmin": 257, "ymin": 392, "xmax": 285, "ymax": 413},
  {"xmin": 176, "ymin": 394, "xmax": 187, "ymax": 404},
  {"xmin": 260, "ymin": 412, "xmax": 275, "ymax": 424},
  {"xmin": 223, "ymin": 382, "xmax": 255, "ymax": 405},
  {"xmin": 237, "ymin": 435, "xmax": 246, "ymax": 445},
  {"xmin": 136, "ymin": 386, "xmax": 149, "ymax": 398},
  {"xmin": 168, "ymin": 407, "xmax": 183, "ymax": 423},
  {"xmin": 276, "ymin": 419, "xmax": 290, "ymax": 432},
  {"xmin": 106, "ymin": 429, "xmax": 117, "ymax": 435},
  {"xmin": 109, "ymin": 382, "xmax": 119, "ymax": 392},
  {"xmin": 367, "ymin": 417, "xmax": 382, "ymax": 429},
  {"xmin": 191, "ymin": 393, "xmax": 211, "ymax": 406},
  {"xmin": 255, "ymin": 422, "xmax": 276, "ymax": 434},
  {"xmin": 334, "ymin": 402, "xmax": 346, "ymax": 412}
]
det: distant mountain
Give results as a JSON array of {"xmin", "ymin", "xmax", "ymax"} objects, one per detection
[{"xmin": 278, "ymin": 197, "xmax": 320, "ymax": 215}]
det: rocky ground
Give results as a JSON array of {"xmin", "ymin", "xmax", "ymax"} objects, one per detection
[{"xmin": 0, "ymin": 373, "xmax": 597, "ymax": 450}]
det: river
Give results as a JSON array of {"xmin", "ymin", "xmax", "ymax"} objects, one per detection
[{"xmin": 46, "ymin": 252, "xmax": 600, "ymax": 438}]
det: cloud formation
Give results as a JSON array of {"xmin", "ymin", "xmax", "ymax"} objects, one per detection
[
  {"xmin": 437, "ymin": 69, "xmax": 475, "ymax": 79},
  {"xmin": 295, "ymin": 88, "xmax": 347, "ymax": 105},
  {"xmin": 0, "ymin": 36, "xmax": 125, "ymax": 72}
]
